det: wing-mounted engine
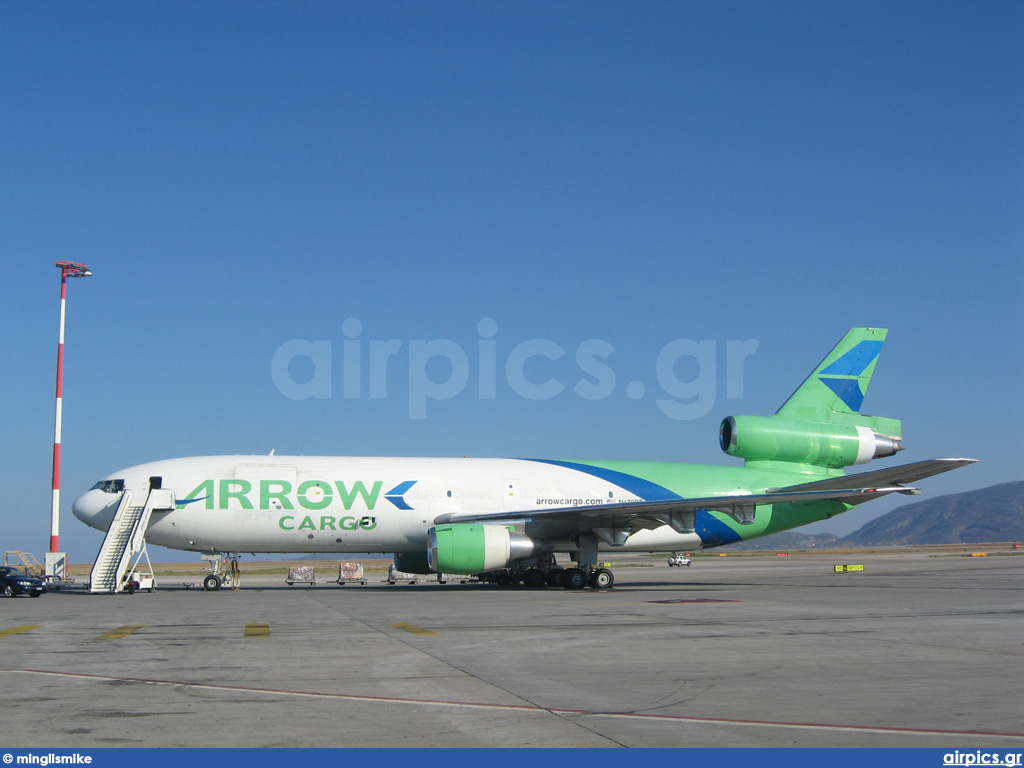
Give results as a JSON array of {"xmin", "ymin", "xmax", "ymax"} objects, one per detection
[
  {"xmin": 428, "ymin": 523, "xmax": 536, "ymax": 574},
  {"xmin": 720, "ymin": 414, "xmax": 903, "ymax": 469}
]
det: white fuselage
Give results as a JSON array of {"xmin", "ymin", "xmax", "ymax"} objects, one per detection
[{"xmin": 72, "ymin": 455, "xmax": 710, "ymax": 554}]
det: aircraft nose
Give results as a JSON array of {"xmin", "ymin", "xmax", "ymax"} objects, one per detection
[{"xmin": 72, "ymin": 489, "xmax": 111, "ymax": 529}]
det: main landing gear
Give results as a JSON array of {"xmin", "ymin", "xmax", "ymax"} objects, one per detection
[
  {"xmin": 486, "ymin": 532, "xmax": 618, "ymax": 589},
  {"xmin": 562, "ymin": 565, "xmax": 614, "ymax": 589},
  {"xmin": 556, "ymin": 531, "xmax": 615, "ymax": 589},
  {"xmin": 484, "ymin": 563, "xmax": 615, "ymax": 590}
]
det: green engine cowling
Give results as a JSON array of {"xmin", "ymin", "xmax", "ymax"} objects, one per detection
[
  {"xmin": 428, "ymin": 524, "xmax": 536, "ymax": 574},
  {"xmin": 720, "ymin": 415, "xmax": 902, "ymax": 468}
]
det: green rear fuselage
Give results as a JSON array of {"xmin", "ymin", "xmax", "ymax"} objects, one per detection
[{"xmin": 544, "ymin": 458, "xmax": 850, "ymax": 547}]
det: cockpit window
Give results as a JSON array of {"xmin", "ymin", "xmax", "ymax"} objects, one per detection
[{"xmin": 90, "ymin": 479, "xmax": 125, "ymax": 493}]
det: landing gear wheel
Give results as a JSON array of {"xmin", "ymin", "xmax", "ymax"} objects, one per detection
[
  {"xmin": 562, "ymin": 568, "xmax": 587, "ymax": 589},
  {"xmin": 589, "ymin": 568, "xmax": 614, "ymax": 589},
  {"xmin": 523, "ymin": 569, "xmax": 547, "ymax": 589},
  {"xmin": 547, "ymin": 570, "xmax": 564, "ymax": 587},
  {"xmin": 203, "ymin": 574, "xmax": 222, "ymax": 592}
]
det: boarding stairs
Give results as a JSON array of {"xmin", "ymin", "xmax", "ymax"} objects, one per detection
[
  {"xmin": 3, "ymin": 550, "xmax": 44, "ymax": 577},
  {"xmin": 89, "ymin": 488, "xmax": 174, "ymax": 593}
]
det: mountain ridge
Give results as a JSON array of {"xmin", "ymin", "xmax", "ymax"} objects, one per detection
[{"xmin": 731, "ymin": 480, "xmax": 1024, "ymax": 550}]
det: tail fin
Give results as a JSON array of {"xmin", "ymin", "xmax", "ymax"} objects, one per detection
[
  {"xmin": 777, "ymin": 327, "xmax": 888, "ymax": 422},
  {"xmin": 719, "ymin": 328, "xmax": 902, "ymax": 473}
]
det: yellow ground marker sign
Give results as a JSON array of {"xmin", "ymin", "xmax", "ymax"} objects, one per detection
[
  {"xmin": 834, "ymin": 564, "xmax": 865, "ymax": 573},
  {"xmin": 245, "ymin": 623, "xmax": 271, "ymax": 638},
  {"xmin": 95, "ymin": 624, "xmax": 146, "ymax": 641},
  {"xmin": 0, "ymin": 625, "xmax": 43, "ymax": 638},
  {"xmin": 388, "ymin": 622, "xmax": 440, "ymax": 637}
]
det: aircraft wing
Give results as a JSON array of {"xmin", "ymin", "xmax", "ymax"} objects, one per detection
[
  {"xmin": 431, "ymin": 458, "xmax": 977, "ymax": 541},
  {"xmin": 432, "ymin": 485, "xmax": 918, "ymax": 540}
]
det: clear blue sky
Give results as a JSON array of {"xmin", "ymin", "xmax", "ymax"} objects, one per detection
[{"xmin": 2, "ymin": 1, "xmax": 1021, "ymax": 563}]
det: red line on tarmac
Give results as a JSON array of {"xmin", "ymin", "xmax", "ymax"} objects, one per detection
[{"xmin": 8, "ymin": 668, "xmax": 1024, "ymax": 741}]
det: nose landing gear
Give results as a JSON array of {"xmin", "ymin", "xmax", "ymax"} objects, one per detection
[{"xmin": 200, "ymin": 554, "xmax": 240, "ymax": 591}]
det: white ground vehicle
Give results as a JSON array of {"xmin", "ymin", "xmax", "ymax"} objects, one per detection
[
  {"xmin": 125, "ymin": 571, "xmax": 155, "ymax": 593},
  {"xmin": 667, "ymin": 554, "xmax": 692, "ymax": 567}
]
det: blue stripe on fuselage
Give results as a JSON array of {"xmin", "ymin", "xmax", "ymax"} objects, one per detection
[{"xmin": 526, "ymin": 459, "xmax": 741, "ymax": 547}]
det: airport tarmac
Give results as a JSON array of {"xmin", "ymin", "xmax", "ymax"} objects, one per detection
[{"xmin": 2, "ymin": 550, "xmax": 1022, "ymax": 748}]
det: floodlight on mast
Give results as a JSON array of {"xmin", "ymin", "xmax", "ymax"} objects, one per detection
[{"xmin": 50, "ymin": 261, "xmax": 92, "ymax": 567}]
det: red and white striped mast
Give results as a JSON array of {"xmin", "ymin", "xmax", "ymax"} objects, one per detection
[{"xmin": 50, "ymin": 261, "xmax": 91, "ymax": 572}]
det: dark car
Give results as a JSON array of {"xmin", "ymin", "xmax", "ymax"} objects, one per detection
[{"xmin": 0, "ymin": 566, "xmax": 46, "ymax": 597}]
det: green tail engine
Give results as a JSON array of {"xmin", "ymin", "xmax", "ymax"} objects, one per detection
[
  {"xmin": 720, "ymin": 327, "xmax": 902, "ymax": 471},
  {"xmin": 720, "ymin": 414, "xmax": 903, "ymax": 468},
  {"xmin": 428, "ymin": 523, "xmax": 536, "ymax": 574}
]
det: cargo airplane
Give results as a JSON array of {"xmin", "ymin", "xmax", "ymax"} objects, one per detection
[{"xmin": 72, "ymin": 328, "xmax": 975, "ymax": 590}]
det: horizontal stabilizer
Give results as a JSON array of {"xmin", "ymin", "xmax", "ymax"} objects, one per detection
[{"xmin": 770, "ymin": 458, "xmax": 978, "ymax": 497}]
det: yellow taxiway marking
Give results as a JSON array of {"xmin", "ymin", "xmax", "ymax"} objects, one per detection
[
  {"xmin": 94, "ymin": 624, "xmax": 146, "ymax": 641},
  {"xmin": 0, "ymin": 625, "xmax": 43, "ymax": 638},
  {"xmin": 388, "ymin": 622, "xmax": 440, "ymax": 637},
  {"xmin": 245, "ymin": 623, "xmax": 270, "ymax": 639}
]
